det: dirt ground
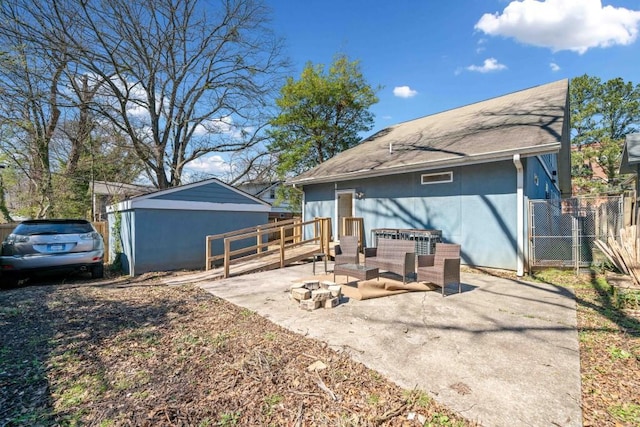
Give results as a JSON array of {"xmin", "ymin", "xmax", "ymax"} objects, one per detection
[
  {"xmin": 1, "ymin": 267, "xmax": 638, "ymax": 426},
  {"xmin": 0, "ymin": 270, "xmax": 471, "ymax": 426}
]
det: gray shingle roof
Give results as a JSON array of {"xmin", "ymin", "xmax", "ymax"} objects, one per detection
[
  {"xmin": 288, "ymin": 79, "xmax": 569, "ymax": 186},
  {"xmin": 620, "ymin": 133, "xmax": 640, "ymax": 174}
]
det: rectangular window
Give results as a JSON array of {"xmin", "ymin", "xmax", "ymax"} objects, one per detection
[{"xmin": 421, "ymin": 171, "xmax": 453, "ymax": 185}]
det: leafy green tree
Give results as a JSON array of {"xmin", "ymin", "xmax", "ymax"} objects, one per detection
[
  {"xmin": 570, "ymin": 75, "xmax": 640, "ymax": 194},
  {"xmin": 268, "ymin": 55, "xmax": 379, "ymax": 209}
]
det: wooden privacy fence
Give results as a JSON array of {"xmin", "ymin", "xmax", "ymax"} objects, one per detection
[
  {"xmin": 205, "ymin": 217, "xmax": 332, "ymax": 278},
  {"xmin": 0, "ymin": 221, "xmax": 109, "ymax": 261}
]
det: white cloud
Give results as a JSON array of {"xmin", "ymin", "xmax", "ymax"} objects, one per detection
[
  {"xmin": 475, "ymin": 0, "xmax": 640, "ymax": 54},
  {"xmin": 550, "ymin": 62, "xmax": 561, "ymax": 71},
  {"xmin": 185, "ymin": 154, "xmax": 232, "ymax": 175},
  {"xmin": 466, "ymin": 58, "xmax": 508, "ymax": 73},
  {"xmin": 393, "ymin": 86, "xmax": 418, "ymax": 98}
]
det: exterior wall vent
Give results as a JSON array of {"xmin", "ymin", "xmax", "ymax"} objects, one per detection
[{"xmin": 421, "ymin": 171, "xmax": 453, "ymax": 185}]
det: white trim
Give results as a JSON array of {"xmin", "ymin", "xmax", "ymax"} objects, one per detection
[
  {"xmin": 131, "ymin": 178, "xmax": 270, "ymax": 207},
  {"xmin": 421, "ymin": 171, "xmax": 453, "ymax": 185},
  {"xmin": 288, "ymin": 143, "xmax": 560, "ymax": 186},
  {"xmin": 335, "ymin": 189, "xmax": 356, "ymax": 238},
  {"xmin": 513, "ymin": 154, "xmax": 524, "ymax": 277},
  {"xmin": 107, "ymin": 198, "xmax": 270, "ymax": 213}
]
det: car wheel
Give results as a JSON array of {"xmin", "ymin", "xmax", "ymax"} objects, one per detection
[{"xmin": 91, "ymin": 263, "xmax": 104, "ymax": 279}]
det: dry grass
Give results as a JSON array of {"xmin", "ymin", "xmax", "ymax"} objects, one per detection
[{"xmin": 0, "ymin": 271, "xmax": 470, "ymax": 426}]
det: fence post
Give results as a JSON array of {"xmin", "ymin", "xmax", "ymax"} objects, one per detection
[{"xmin": 572, "ymin": 216, "xmax": 579, "ymax": 275}]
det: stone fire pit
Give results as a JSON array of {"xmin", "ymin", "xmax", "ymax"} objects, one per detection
[{"xmin": 289, "ymin": 280, "xmax": 342, "ymax": 310}]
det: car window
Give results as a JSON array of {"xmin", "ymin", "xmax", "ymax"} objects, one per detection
[{"xmin": 13, "ymin": 221, "xmax": 94, "ymax": 236}]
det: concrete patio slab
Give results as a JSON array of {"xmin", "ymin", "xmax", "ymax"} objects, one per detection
[{"xmin": 195, "ymin": 263, "xmax": 582, "ymax": 427}]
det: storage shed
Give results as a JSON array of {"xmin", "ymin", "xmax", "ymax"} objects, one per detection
[{"xmin": 107, "ymin": 178, "xmax": 270, "ymax": 276}]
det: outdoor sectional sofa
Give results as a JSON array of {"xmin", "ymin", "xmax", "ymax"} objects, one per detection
[{"xmin": 364, "ymin": 237, "xmax": 416, "ymax": 284}]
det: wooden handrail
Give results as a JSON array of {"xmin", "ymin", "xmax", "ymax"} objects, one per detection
[
  {"xmin": 206, "ymin": 217, "xmax": 300, "ymax": 270},
  {"xmin": 206, "ymin": 217, "xmax": 330, "ymax": 277}
]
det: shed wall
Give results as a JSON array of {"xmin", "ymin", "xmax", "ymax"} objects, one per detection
[
  {"xmin": 107, "ymin": 209, "xmax": 135, "ymax": 274},
  {"xmin": 129, "ymin": 209, "xmax": 267, "ymax": 275},
  {"xmin": 108, "ymin": 208, "xmax": 267, "ymax": 276}
]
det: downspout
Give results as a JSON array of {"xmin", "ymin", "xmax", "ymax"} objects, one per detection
[{"xmin": 513, "ymin": 154, "xmax": 524, "ymax": 277}]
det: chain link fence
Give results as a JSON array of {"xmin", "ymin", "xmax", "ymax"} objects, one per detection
[{"xmin": 529, "ymin": 196, "xmax": 627, "ymax": 270}]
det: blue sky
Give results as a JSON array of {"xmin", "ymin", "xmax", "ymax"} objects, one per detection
[{"xmin": 267, "ymin": 0, "xmax": 640, "ymax": 134}]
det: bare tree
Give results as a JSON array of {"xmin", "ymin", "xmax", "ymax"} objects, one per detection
[
  {"xmin": 54, "ymin": 0, "xmax": 287, "ymax": 188},
  {"xmin": 0, "ymin": 0, "xmax": 286, "ymax": 221},
  {"xmin": 0, "ymin": 10, "xmax": 68, "ymax": 217}
]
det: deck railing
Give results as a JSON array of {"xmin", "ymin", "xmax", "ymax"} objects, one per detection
[
  {"xmin": 342, "ymin": 217, "xmax": 364, "ymax": 249},
  {"xmin": 205, "ymin": 217, "xmax": 332, "ymax": 278}
]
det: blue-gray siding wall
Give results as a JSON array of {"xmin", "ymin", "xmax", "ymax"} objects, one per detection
[
  {"xmin": 524, "ymin": 156, "xmax": 561, "ymax": 200},
  {"xmin": 303, "ymin": 161, "xmax": 521, "ymax": 270},
  {"xmin": 107, "ymin": 209, "xmax": 135, "ymax": 274},
  {"xmin": 110, "ymin": 209, "xmax": 267, "ymax": 275},
  {"xmin": 152, "ymin": 181, "xmax": 261, "ymax": 204}
]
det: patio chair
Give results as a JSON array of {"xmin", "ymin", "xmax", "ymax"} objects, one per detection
[
  {"xmin": 417, "ymin": 243, "xmax": 461, "ymax": 297},
  {"xmin": 364, "ymin": 238, "xmax": 415, "ymax": 284},
  {"xmin": 334, "ymin": 235, "xmax": 360, "ymax": 265}
]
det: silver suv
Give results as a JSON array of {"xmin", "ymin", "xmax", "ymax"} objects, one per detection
[{"xmin": 1, "ymin": 219, "xmax": 104, "ymax": 285}]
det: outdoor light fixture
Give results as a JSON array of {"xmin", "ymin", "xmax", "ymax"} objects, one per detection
[{"xmin": 356, "ymin": 191, "xmax": 365, "ymax": 199}]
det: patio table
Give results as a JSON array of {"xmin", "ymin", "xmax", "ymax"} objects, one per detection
[{"xmin": 333, "ymin": 263, "xmax": 379, "ymax": 282}]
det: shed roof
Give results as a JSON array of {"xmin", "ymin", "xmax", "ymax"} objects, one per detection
[
  {"xmin": 288, "ymin": 80, "xmax": 570, "ymax": 189},
  {"xmin": 619, "ymin": 134, "xmax": 640, "ymax": 174},
  {"xmin": 107, "ymin": 178, "xmax": 270, "ymax": 213}
]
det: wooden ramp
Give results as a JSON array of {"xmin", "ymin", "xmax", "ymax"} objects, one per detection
[
  {"xmin": 160, "ymin": 217, "xmax": 337, "ymax": 285},
  {"xmin": 164, "ymin": 243, "xmax": 327, "ymax": 286},
  {"xmin": 204, "ymin": 217, "xmax": 333, "ymax": 279}
]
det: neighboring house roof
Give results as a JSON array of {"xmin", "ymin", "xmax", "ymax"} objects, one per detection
[
  {"xmin": 91, "ymin": 180, "xmax": 153, "ymax": 197},
  {"xmin": 107, "ymin": 178, "xmax": 271, "ymax": 213},
  {"xmin": 237, "ymin": 180, "xmax": 281, "ymax": 198},
  {"xmin": 288, "ymin": 80, "xmax": 571, "ymax": 194},
  {"xmin": 571, "ymin": 143, "xmax": 609, "ymax": 182},
  {"xmin": 619, "ymin": 133, "xmax": 640, "ymax": 174}
]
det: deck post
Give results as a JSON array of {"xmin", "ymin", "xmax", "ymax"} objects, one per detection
[
  {"xmin": 224, "ymin": 238, "xmax": 230, "ymax": 278},
  {"xmin": 256, "ymin": 226, "xmax": 262, "ymax": 253},
  {"xmin": 205, "ymin": 236, "xmax": 211, "ymax": 271},
  {"xmin": 319, "ymin": 217, "xmax": 331, "ymax": 255},
  {"xmin": 295, "ymin": 217, "xmax": 302, "ymax": 243},
  {"xmin": 280, "ymin": 226, "xmax": 286, "ymax": 268}
]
